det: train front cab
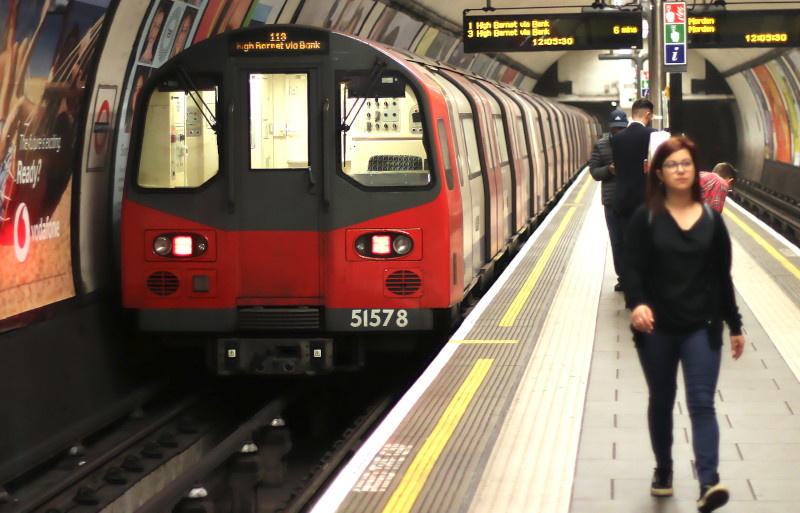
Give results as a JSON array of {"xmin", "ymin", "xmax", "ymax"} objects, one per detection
[{"xmin": 121, "ymin": 27, "xmax": 462, "ymax": 375}]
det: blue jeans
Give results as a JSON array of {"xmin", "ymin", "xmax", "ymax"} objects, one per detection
[
  {"xmin": 636, "ymin": 328, "xmax": 722, "ymax": 485},
  {"xmin": 603, "ymin": 205, "xmax": 626, "ymax": 280}
]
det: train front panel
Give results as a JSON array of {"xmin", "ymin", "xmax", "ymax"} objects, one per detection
[{"xmin": 120, "ymin": 26, "xmax": 460, "ymax": 374}]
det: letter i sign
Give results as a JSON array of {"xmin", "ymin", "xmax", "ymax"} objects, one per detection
[{"xmin": 664, "ymin": 2, "xmax": 686, "ymax": 66}]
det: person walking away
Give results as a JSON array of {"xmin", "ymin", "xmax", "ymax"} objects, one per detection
[
  {"xmin": 700, "ymin": 162, "xmax": 739, "ymax": 213},
  {"xmin": 622, "ymin": 135, "xmax": 745, "ymax": 513},
  {"xmin": 590, "ymin": 108, "xmax": 629, "ymax": 291},
  {"xmin": 610, "ymin": 98, "xmax": 656, "ymax": 293}
]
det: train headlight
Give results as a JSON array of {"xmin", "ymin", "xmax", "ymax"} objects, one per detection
[
  {"xmin": 154, "ymin": 236, "xmax": 172, "ymax": 256},
  {"xmin": 152, "ymin": 233, "xmax": 208, "ymax": 258},
  {"xmin": 392, "ymin": 234, "xmax": 413, "ymax": 255},
  {"xmin": 354, "ymin": 232, "xmax": 414, "ymax": 258}
]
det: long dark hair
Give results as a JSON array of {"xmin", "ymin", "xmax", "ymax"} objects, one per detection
[{"xmin": 645, "ymin": 135, "xmax": 703, "ymax": 212}]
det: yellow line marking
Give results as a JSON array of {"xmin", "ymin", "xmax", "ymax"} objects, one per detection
[
  {"xmin": 450, "ymin": 340, "xmax": 518, "ymax": 344},
  {"xmin": 381, "ymin": 359, "xmax": 493, "ymax": 513},
  {"xmin": 724, "ymin": 209, "xmax": 800, "ymax": 281},
  {"xmin": 574, "ymin": 174, "xmax": 592, "ymax": 204},
  {"xmin": 500, "ymin": 207, "xmax": 577, "ymax": 327}
]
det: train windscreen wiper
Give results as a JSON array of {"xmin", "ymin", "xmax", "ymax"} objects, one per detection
[
  {"xmin": 340, "ymin": 58, "xmax": 387, "ymax": 133},
  {"xmin": 176, "ymin": 66, "xmax": 218, "ymax": 134}
]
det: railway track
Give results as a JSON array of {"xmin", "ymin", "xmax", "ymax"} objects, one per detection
[
  {"xmin": 0, "ymin": 337, "xmax": 438, "ymax": 513},
  {"xmin": 733, "ymin": 180, "xmax": 800, "ymax": 245}
]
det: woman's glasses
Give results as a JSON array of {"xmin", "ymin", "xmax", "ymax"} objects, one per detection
[{"xmin": 662, "ymin": 159, "xmax": 694, "ymax": 171}]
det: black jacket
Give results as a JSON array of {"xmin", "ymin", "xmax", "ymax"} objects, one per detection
[
  {"xmin": 610, "ymin": 122, "xmax": 656, "ymax": 216},
  {"xmin": 623, "ymin": 205, "xmax": 743, "ymax": 348},
  {"xmin": 589, "ymin": 133, "xmax": 615, "ymax": 207}
]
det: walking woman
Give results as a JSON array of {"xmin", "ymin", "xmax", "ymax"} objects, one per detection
[{"xmin": 622, "ymin": 136, "xmax": 746, "ymax": 513}]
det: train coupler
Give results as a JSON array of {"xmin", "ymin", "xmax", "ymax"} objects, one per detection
[{"xmin": 214, "ymin": 338, "xmax": 334, "ymax": 375}]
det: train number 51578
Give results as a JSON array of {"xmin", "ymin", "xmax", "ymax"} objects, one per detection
[{"xmin": 350, "ymin": 309, "xmax": 409, "ymax": 328}]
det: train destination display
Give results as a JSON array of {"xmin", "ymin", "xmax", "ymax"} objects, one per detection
[
  {"xmin": 230, "ymin": 27, "xmax": 329, "ymax": 54},
  {"xmin": 463, "ymin": 12, "xmax": 643, "ymax": 53},
  {"xmin": 688, "ymin": 10, "xmax": 800, "ymax": 48}
]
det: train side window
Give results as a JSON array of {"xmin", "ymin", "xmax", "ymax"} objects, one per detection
[
  {"xmin": 249, "ymin": 73, "xmax": 309, "ymax": 170},
  {"xmin": 493, "ymin": 114, "xmax": 509, "ymax": 165},
  {"xmin": 337, "ymin": 72, "xmax": 430, "ymax": 188},
  {"xmin": 138, "ymin": 85, "xmax": 219, "ymax": 188},
  {"xmin": 459, "ymin": 115, "xmax": 482, "ymax": 179},
  {"xmin": 437, "ymin": 119, "xmax": 454, "ymax": 190}
]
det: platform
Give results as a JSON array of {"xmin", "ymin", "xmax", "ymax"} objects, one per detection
[{"xmin": 309, "ymin": 170, "xmax": 800, "ymax": 513}]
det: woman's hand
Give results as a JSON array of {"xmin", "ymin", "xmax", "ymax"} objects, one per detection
[
  {"xmin": 730, "ymin": 334, "xmax": 745, "ymax": 360},
  {"xmin": 631, "ymin": 304, "xmax": 654, "ymax": 333}
]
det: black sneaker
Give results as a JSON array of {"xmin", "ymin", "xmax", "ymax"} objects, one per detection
[
  {"xmin": 697, "ymin": 483, "xmax": 729, "ymax": 512},
  {"xmin": 614, "ymin": 280, "xmax": 624, "ymax": 292},
  {"xmin": 651, "ymin": 468, "xmax": 673, "ymax": 497}
]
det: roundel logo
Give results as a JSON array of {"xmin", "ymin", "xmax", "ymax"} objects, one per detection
[
  {"xmin": 94, "ymin": 99, "xmax": 111, "ymax": 154},
  {"xmin": 14, "ymin": 202, "xmax": 30, "ymax": 262}
]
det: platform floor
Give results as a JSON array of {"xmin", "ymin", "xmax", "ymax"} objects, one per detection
[{"xmin": 309, "ymin": 171, "xmax": 800, "ymax": 513}]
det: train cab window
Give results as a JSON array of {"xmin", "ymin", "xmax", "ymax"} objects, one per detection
[
  {"xmin": 249, "ymin": 73, "xmax": 309, "ymax": 169},
  {"xmin": 137, "ymin": 79, "xmax": 219, "ymax": 188},
  {"xmin": 337, "ymin": 71, "xmax": 430, "ymax": 187}
]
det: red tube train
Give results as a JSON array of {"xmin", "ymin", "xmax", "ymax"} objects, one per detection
[{"xmin": 121, "ymin": 25, "xmax": 599, "ymax": 375}]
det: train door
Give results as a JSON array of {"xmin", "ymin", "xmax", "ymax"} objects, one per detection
[{"xmin": 236, "ymin": 69, "xmax": 322, "ymax": 299}]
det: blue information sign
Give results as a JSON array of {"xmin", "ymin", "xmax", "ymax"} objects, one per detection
[{"xmin": 665, "ymin": 44, "xmax": 686, "ymax": 64}]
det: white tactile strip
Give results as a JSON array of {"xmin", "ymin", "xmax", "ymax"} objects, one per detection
[{"xmin": 467, "ymin": 185, "xmax": 607, "ymax": 513}]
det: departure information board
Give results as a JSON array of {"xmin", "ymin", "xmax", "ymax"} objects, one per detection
[
  {"xmin": 463, "ymin": 12, "xmax": 643, "ymax": 53},
  {"xmin": 688, "ymin": 10, "xmax": 800, "ymax": 48}
]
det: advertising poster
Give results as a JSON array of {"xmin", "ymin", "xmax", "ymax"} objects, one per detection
[
  {"xmin": 772, "ymin": 58, "xmax": 800, "ymax": 166},
  {"xmin": 741, "ymin": 68, "xmax": 773, "ymax": 159},
  {"xmin": 244, "ymin": 0, "xmax": 286, "ymax": 27},
  {"xmin": 0, "ymin": 0, "xmax": 110, "ymax": 323},
  {"xmin": 753, "ymin": 64, "xmax": 792, "ymax": 163},
  {"xmin": 368, "ymin": 7, "xmax": 423, "ymax": 49}
]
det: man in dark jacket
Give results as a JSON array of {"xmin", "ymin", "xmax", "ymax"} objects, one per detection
[
  {"xmin": 611, "ymin": 98, "xmax": 656, "ymax": 218},
  {"xmin": 610, "ymin": 98, "xmax": 656, "ymax": 294},
  {"xmin": 590, "ymin": 108, "xmax": 629, "ymax": 291}
]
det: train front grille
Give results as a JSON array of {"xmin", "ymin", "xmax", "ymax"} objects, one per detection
[
  {"xmin": 237, "ymin": 307, "xmax": 321, "ymax": 330},
  {"xmin": 146, "ymin": 271, "xmax": 180, "ymax": 296},
  {"xmin": 385, "ymin": 270, "xmax": 422, "ymax": 296}
]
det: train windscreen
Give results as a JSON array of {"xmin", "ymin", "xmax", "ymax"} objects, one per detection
[
  {"xmin": 137, "ymin": 77, "xmax": 219, "ymax": 188},
  {"xmin": 337, "ymin": 71, "xmax": 430, "ymax": 188}
]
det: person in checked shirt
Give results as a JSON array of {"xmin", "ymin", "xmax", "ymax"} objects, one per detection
[{"xmin": 700, "ymin": 162, "xmax": 738, "ymax": 213}]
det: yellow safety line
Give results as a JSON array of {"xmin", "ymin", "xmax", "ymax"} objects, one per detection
[
  {"xmin": 724, "ymin": 209, "xmax": 800, "ymax": 281},
  {"xmin": 381, "ymin": 358, "xmax": 494, "ymax": 513},
  {"xmin": 500, "ymin": 207, "xmax": 576, "ymax": 327},
  {"xmin": 573, "ymin": 173, "xmax": 593, "ymax": 204},
  {"xmin": 450, "ymin": 340, "xmax": 518, "ymax": 344}
]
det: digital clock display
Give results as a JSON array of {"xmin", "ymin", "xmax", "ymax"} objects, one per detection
[
  {"xmin": 463, "ymin": 12, "xmax": 643, "ymax": 53},
  {"xmin": 229, "ymin": 27, "xmax": 329, "ymax": 55},
  {"xmin": 688, "ymin": 10, "xmax": 800, "ymax": 48}
]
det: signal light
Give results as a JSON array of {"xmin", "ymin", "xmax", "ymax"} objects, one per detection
[
  {"xmin": 371, "ymin": 235, "xmax": 392, "ymax": 255},
  {"xmin": 172, "ymin": 236, "xmax": 193, "ymax": 256}
]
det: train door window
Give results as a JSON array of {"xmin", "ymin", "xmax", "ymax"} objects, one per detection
[
  {"xmin": 249, "ymin": 73, "xmax": 309, "ymax": 169},
  {"xmin": 138, "ymin": 78, "xmax": 219, "ymax": 188},
  {"xmin": 493, "ymin": 115, "xmax": 509, "ymax": 165},
  {"xmin": 337, "ymin": 71, "xmax": 430, "ymax": 187}
]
